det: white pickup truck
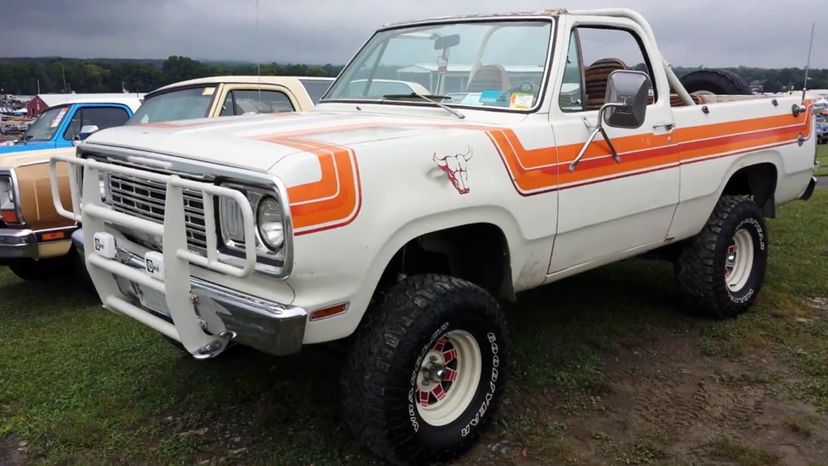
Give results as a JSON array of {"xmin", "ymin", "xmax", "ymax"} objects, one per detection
[{"xmin": 51, "ymin": 9, "xmax": 818, "ymax": 464}]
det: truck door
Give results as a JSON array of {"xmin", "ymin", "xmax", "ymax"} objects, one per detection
[{"xmin": 548, "ymin": 18, "xmax": 680, "ymax": 275}]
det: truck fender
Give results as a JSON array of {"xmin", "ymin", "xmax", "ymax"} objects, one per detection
[{"xmin": 346, "ymin": 207, "xmax": 525, "ymax": 337}]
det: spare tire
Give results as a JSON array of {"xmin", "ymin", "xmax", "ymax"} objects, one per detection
[{"xmin": 680, "ymin": 69, "xmax": 752, "ymax": 95}]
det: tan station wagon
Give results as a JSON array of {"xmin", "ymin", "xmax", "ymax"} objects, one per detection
[{"xmin": 0, "ymin": 75, "xmax": 332, "ymax": 280}]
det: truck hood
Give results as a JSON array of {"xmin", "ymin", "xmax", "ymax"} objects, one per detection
[{"xmin": 83, "ymin": 109, "xmax": 485, "ymax": 173}]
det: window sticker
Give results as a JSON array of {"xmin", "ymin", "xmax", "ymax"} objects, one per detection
[
  {"xmin": 479, "ymin": 90, "xmax": 501, "ymax": 104},
  {"xmin": 509, "ymin": 93, "xmax": 534, "ymax": 110},
  {"xmin": 202, "ymin": 87, "xmax": 216, "ymax": 96},
  {"xmin": 50, "ymin": 108, "xmax": 67, "ymax": 128}
]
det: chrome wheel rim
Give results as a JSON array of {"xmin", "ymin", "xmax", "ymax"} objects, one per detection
[
  {"xmin": 415, "ymin": 330, "xmax": 482, "ymax": 426},
  {"xmin": 724, "ymin": 228, "xmax": 754, "ymax": 292}
]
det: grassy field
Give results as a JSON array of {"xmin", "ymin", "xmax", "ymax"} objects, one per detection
[
  {"xmin": 817, "ymin": 143, "xmax": 828, "ymax": 177},
  {"xmin": 1, "ymin": 192, "xmax": 827, "ymax": 465}
]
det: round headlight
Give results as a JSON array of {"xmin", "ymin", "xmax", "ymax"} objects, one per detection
[{"xmin": 257, "ymin": 196, "xmax": 284, "ymax": 250}]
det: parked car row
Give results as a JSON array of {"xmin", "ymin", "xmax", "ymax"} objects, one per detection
[
  {"xmin": 0, "ymin": 117, "xmax": 33, "ymax": 135},
  {"xmin": 817, "ymin": 115, "xmax": 827, "ymax": 144},
  {"xmin": 0, "ymin": 76, "xmax": 333, "ymax": 279},
  {"xmin": 2, "ymin": 8, "xmax": 822, "ymax": 465}
]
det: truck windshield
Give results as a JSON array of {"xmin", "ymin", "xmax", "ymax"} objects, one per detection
[
  {"xmin": 324, "ymin": 20, "xmax": 553, "ymax": 112},
  {"xmin": 22, "ymin": 106, "xmax": 68, "ymax": 141},
  {"xmin": 127, "ymin": 87, "xmax": 216, "ymax": 125}
]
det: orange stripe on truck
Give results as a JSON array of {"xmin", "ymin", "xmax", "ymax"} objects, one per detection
[
  {"xmin": 249, "ymin": 106, "xmax": 812, "ymax": 232},
  {"xmin": 253, "ymin": 131, "xmax": 361, "ymax": 235}
]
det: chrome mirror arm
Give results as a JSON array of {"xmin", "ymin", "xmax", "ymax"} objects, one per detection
[{"xmin": 569, "ymin": 102, "xmax": 625, "ymax": 172}]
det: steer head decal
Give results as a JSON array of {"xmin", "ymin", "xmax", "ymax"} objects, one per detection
[{"xmin": 433, "ymin": 146, "xmax": 472, "ymax": 194}]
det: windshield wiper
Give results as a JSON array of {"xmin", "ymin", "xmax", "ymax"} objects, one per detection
[{"xmin": 382, "ymin": 93, "xmax": 465, "ymax": 119}]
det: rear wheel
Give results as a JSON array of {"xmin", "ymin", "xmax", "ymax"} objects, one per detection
[
  {"xmin": 343, "ymin": 274, "xmax": 509, "ymax": 465},
  {"xmin": 675, "ymin": 195, "xmax": 768, "ymax": 318}
]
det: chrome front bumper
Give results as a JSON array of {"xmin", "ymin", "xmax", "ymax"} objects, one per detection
[
  {"xmin": 72, "ymin": 229, "xmax": 306, "ymax": 357},
  {"xmin": 0, "ymin": 229, "xmax": 38, "ymax": 260},
  {"xmin": 52, "ymin": 154, "xmax": 302, "ymax": 359},
  {"xmin": 118, "ymin": 250, "xmax": 307, "ymax": 356}
]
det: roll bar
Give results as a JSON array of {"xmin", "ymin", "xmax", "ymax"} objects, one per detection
[{"xmin": 569, "ymin": 8, "xmax": 695, "ymax": 106}]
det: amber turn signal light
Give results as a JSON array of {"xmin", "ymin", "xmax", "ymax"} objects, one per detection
[
  {"xmin": 309, "ymin": 303, "xmax": 348, "ymax": 321},
  {"xmin": 40, "ymin": 231, "xmax": 67, "ymax": 241}
]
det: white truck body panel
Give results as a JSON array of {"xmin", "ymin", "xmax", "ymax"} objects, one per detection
[{"xmin": 50, "ymin": 9, "xmax": 818, "ymax": 353}]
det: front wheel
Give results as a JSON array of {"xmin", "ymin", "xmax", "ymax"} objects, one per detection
[
  {"xmin": 343, "ymin": 274, "xmax": 509, "ymax": 465},
  {"xmin": 675, "ymin": 195, "xmax": 768, "ymax": 318}
]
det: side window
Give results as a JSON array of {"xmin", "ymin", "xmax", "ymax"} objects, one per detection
[
  {"xmin": 220, "ymin": 93, "xmax": 235, "ymax": 116},
  {"xmin": 558, "ymin": 26, "xmax": 654, "ymax": 112},
  {"xmin": 559, "ymin": 31, "xmax": 584, "ymax": 111},
  {"xmin": 220, "ymin": 90, "xmax": 294, "ymax": 116},
  {"xmin": 299, "ymin": 79, "xmax": 332, "ymax": 104},
  {"xmin": 63, "ymin": 110, "xmax": 82, "ymax": 140},
  {"xmin": 63, "ymin": 107, "xmax": 130, "ymax": 140}
]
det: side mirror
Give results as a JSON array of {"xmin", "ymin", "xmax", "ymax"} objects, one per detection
[
  {"xmin": 72, "ymin": 125, "xmax": 100, "ymax": 147},
  {"xmin": 569, "ymin": 70, "xmax": 652, "ymax": 172},
  {"xmin": 603, "ymin": 70, "xmax": 651, "ymax": 129},
  {"xmin": 79, "ymin": 125, "xmax": 99, "ymax": 139}
]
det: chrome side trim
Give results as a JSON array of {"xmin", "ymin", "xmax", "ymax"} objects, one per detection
[
  {"xmin": 0, "ymin": 229, "xmax": 37, "ymax": 259},
  {"xmin": 0, "ymin": 228, "xmax": 35, "ymax": 239}
]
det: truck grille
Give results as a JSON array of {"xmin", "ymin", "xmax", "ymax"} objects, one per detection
[{"xmin": 103, "ymin": 167, "xmax": 209, "ymax": 250}]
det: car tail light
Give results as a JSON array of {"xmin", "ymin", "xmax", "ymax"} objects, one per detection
[
  {"xmin": 1, "ymin": 210, "xmax": 18, "ymax": 224},
  {"xmin": 0, "ymin": 172, "xmax": 23, "ymax": 225}
]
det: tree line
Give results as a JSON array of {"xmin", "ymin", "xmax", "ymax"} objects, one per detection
[
  {"xmin": 0, "ymin": 56, "xmax": 344, "ymax": 95},
  {"xmin": 0, "ymin": 56, "xmax": 825, "ymax": 95}
]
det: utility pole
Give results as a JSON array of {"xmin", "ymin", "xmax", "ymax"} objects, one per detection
[
  {"xmin": 61, "ymin": 63, "xmax": 68, "ymax": 93},
  {"xmin": 37, "ymin": 79, "xmax": 41, "ymax": 94}
]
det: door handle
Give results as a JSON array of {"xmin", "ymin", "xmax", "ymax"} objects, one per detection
[{"xmin": 653, "ymin": 123, "xmax": 674, "ymax": 133}]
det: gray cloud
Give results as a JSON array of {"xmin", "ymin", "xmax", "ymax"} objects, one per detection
[{"xmin": 1, "ymin": 0, "xmax": 827, "ymax": 68}]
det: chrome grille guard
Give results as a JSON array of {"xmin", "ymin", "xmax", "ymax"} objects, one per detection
[{"xmin": 48, "ymin": 153, "xmax": 260, "ymax": 358}]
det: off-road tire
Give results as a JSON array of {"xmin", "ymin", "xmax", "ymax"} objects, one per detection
[
  {"xmin": 675, "ymin": 195, "xmax": 768, "ymax": 319},
  {"xmin": 680, "ymin": 69, "xmax": 752, "ymax": 95},
  {"xmin": 343, "ymin": 274, "xmax": 509, "ymax": 465}
]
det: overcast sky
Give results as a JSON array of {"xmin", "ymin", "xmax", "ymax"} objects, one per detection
[{"xmin": 1, "ymin": 0, "xmax": 827, "ymax": 68}]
